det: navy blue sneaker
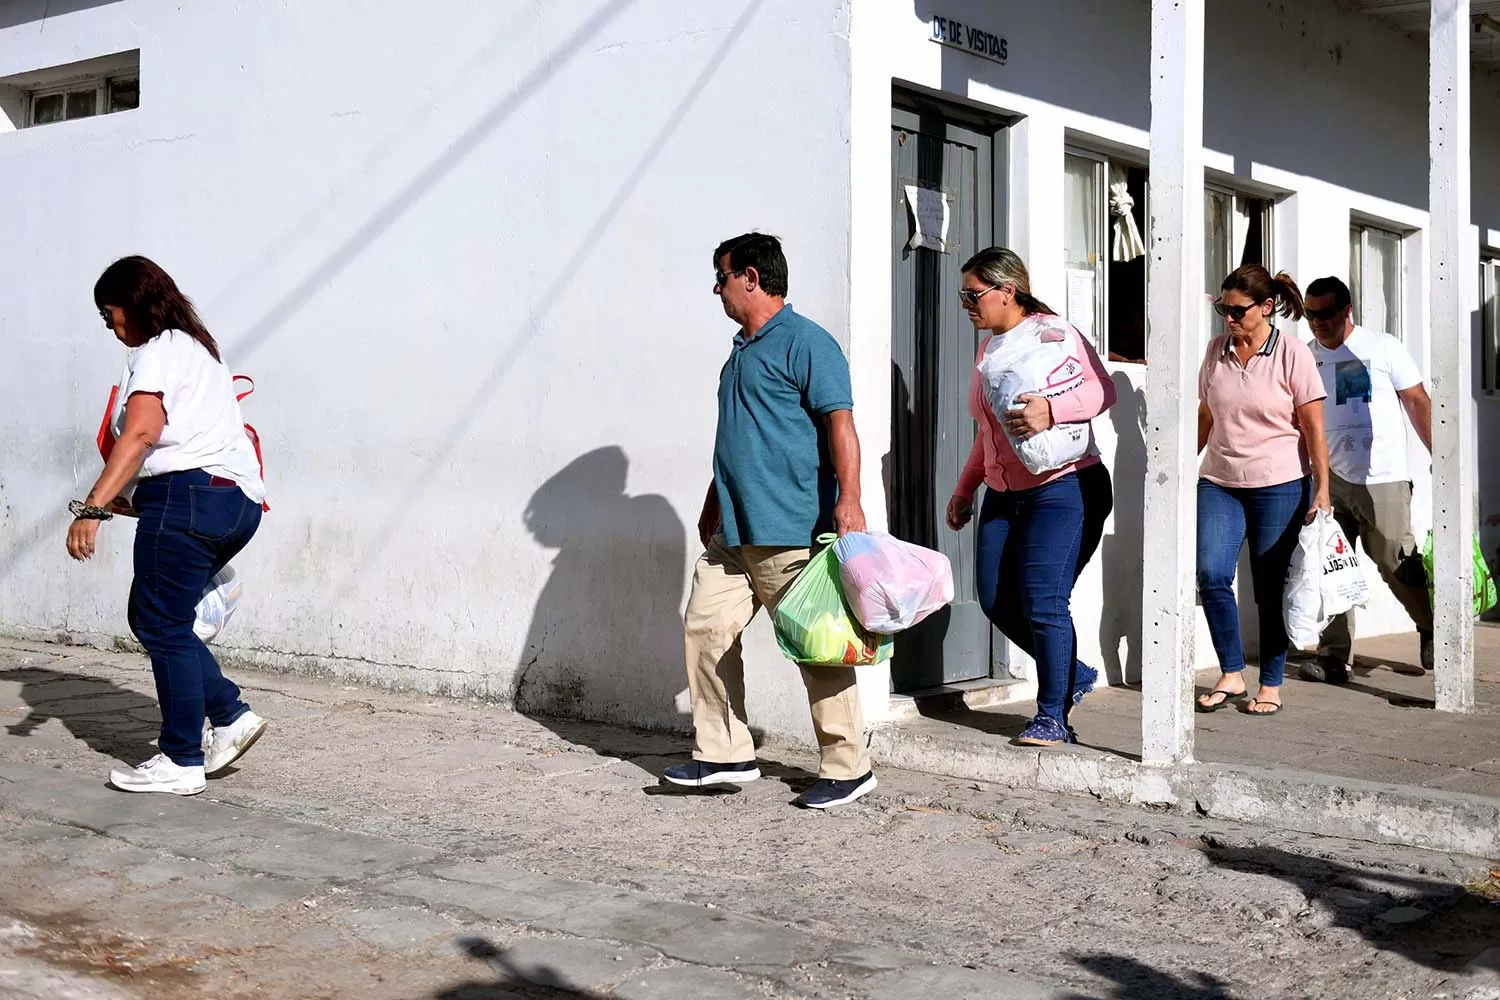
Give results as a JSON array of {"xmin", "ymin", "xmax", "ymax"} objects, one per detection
[
  {"xmin": 662, "ymin": 760, "xmax": 761, "ymax": 787},
  {"xmin": 1071, "ymin": 663, "xmax": 1099, "ymax": 707},
  {"xmin": 794, "ymin": 771, "xmax": 877, "ymax": 809},
  {"xmin": 1016, "ymin": 714, "xmax": 1074, "ymax": 747}
]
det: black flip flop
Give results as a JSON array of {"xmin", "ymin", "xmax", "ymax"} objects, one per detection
[
  {"xmin": 1244, "ymin": 698, "xmax": 1283, "ymax": 717},
  {"xmin": 1196, "ymin": 689, "xmax": 1247, "ymax": 713}
]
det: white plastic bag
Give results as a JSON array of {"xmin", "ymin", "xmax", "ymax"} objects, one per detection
[
  {"xmin": 194, "ymin": 565, "xmax": 244, "ymax": 644},
  {"xmin": 832, "ymin": 532, "xmax": 955, "ymax": 634},
  {"xmin": 1283, "ymin": 512, "xmax": 1368, "ymax": 650},
  {"xmin": 976, "ymin": 315, "xmax": 1095, "ymax": 474}
]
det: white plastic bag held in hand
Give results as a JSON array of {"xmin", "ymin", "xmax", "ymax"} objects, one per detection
[
  {"xmin": 832, "ymin": 532, "xmax": 955, "ymax": 634},
  {"xmin": 976, "ymin": 315, "xmax": 1096, "ymax": 475},
  {"xmin": 194, "ymin": 565, "xmax": 244, "ymax": 644},
  {"xmin": 1283, "ymin": 512, "xmax": 1368, "ymax": 651}
]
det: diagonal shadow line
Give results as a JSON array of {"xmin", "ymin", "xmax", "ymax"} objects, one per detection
[
  {"xmin": 226, "ymin": 0, "xmax": 641, "ymax": 365},
  {"xmin": 326, "ymin": 0, "xmax": 767, "ymax": 608},
  {"xmin": 0, "ymin": 510, "xmax": 70, "ymax": 585},
  {"xmin": 205, "ymin": 2, "xmax": 548, "ymax": 319}
]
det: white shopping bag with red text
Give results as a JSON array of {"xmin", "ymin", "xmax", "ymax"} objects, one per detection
[{"xmin": 1284, "ymin": 512, "xmax": 1369, "ymax": 650}]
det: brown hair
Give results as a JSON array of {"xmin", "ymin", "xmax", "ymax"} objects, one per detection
[
  {"xmin": 961, "ymin": 247, "xmax": 1058, "ymax": 317},
  {"xmin": 1220, "ymin": 264, "xmax": 1305, "ymax": 321},
  {"xmin": 93, "ymin": 255, "xmax": 221, "ymax": 361}
]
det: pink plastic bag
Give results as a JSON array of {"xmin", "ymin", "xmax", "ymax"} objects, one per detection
[{"xmin": 832, "ymin": 532, "xmax": 955, "ymax": 634}]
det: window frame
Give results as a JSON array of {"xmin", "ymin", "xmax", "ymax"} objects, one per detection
[
  {"xmin": 19, "ymin": 70, "xmax": 137, "ymax": 129},
  {"xmin": 1350, "ymin": 220, "xmax": 1407, "ymax": 339},
  {"xmin": 1063, "ymin": 146, "xmax": 1111, "ymax": 351},
  {"xmin": 1204, "ymin": 183, "xmax": 1275, "ymax": 344},
  {"xmin": 1062, "ymin": 144, "xmax": 1150, "ymax": 363},
  {"xmin": 1483, "ymin": 254, "xmax": 1499, "ymax": 396}
]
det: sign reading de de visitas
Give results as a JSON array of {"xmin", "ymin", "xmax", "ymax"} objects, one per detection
[{"xmin": 929, "ymin": 14, "xmax": 1008, "ymax": 65}]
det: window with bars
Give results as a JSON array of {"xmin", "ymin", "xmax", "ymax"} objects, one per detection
[{"xmin": 1350, "ymin": 222, "xmax": 1405, "ymax": 338}]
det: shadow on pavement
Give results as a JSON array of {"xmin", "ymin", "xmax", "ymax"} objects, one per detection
[
  {"xmin": 920, "ymin": 702, "xmax": 1141, "ymax": 761},
  {"xmin": 1203, "ymin": 843, "xmax": 1500, "ymax": 973},
  {"xmin": 0, "ymin": 666, "xmax": 158, "ymax": 763},
  {"xmin": 1061, "ymin": 953, "xmax": 1241, "ymax": 1000},
  {"xmin": 434, "ymin": 938, "xmax": 609, "ymax": 999}
]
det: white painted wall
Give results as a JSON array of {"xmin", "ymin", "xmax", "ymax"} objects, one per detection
[
  {"xmin": 5, "ymin": 0, "xmax": 1497, "ymax": 740},
  {"xmin": 850, "ymin": 0, "xmax": 1500, "ymax": 692},
  {"xmin": 0, "ymin": 0, "xmax": 864, "ymax": 743}
]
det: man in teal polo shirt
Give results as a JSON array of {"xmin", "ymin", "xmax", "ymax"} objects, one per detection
[{"xmin": 663, "ymin": 233, "xmax": 876, "ymax": 809}]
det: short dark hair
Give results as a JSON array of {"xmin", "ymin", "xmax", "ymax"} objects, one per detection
[
  {"xmin": 1305, "ymin": 276, "xmax": 1352, "ymax": 310},
  {"xmin": 712, "ymin": 233, "xmax": 788, "ymax": 297}
]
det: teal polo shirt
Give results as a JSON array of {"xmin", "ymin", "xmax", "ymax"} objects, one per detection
[{"xmin": 713, "ymin": 304, "xmax": 853, "ymax": 548}]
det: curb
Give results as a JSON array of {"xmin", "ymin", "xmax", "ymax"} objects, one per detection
[{"xmin": 870, "ymin": 726, "xmax": 1500, "ymax": 858}]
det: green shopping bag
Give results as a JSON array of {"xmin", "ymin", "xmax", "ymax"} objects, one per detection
[
  {"xmin": 773, "ymin": 535, "xmax": 894, "ymax": 666},
  {"xmin": 1422, "ymin": 531, "xmax": 1498, "ymax": 617}
]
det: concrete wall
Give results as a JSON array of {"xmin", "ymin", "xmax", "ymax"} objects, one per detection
[
  {"xmin": 851, "ymin": 0, "xmax": 1500, "ymax": 689},
  {"xmin": 0, "ymin": 0, "xmax": 868, "ymax": 741}
]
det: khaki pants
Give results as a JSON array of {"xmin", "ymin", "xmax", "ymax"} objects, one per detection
[
  {"xmin": 1320, "ymin": 474, "xmax": 1434, "ymax": 664},
  {"xmin": 683, "ymin": 537, "xmax": 871, "ymax": 780}
]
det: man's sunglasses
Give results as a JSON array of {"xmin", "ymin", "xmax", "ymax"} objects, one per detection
[
  {"xmin": 959, "ymin": 285, "xmax": 998, "ymax": 306},
  {"xmin": 714, "ymin": 268, "xmax": 744, "ymax": 288},
  {"xmin": 1212, "ymin": 301, "xmax": 1257, "ymax": 322},
  {"xmin": 1305, "ymin": 305, "xmax": 1345, "ymax": 322}
]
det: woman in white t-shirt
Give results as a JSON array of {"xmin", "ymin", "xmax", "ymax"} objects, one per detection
[{"xmin": 65, "ymin": 256, "xmax": 269, "ymax": 796}]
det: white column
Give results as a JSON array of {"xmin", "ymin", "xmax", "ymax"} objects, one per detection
[
  {"xmin": 1430, "ymin": 0, "xmax": 1475, "ymax": 712},
  {"xmin": 1141, "ymin": 0, "xmax": 1205, "ymax": 764}
]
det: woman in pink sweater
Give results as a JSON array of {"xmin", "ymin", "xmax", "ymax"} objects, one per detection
[{"xmin": 947, "ymin": 248, "xmax": 1117, "ymax": 746}]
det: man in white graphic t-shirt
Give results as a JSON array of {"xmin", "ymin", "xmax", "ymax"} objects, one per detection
[{"xmin": 1300, "ymin": 276, "xmax": 1433, "ymax": 683}]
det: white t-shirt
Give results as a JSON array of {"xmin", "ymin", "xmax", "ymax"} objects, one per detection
[
  {"xmin": 110, "ymin": 330, "xmax": 266, "ymax": 504},
  {"xmin": 1308, "ymin": 326, "xmax": 1423, "ymax": 485}
]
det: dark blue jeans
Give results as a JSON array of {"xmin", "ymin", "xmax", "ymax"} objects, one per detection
[
  {"xmin": 1195, "ymin": 477, "xmax": 1309, "ymax": 688},
  {"xmin": 128, "ymin": 470, "xmax": 261, "ymax": 766},
  {"xmin": 975, "ymin": 463, "xmax": 1113, "ymax": 724}
]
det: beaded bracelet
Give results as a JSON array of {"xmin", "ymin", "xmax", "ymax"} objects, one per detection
[{"xmin": 68, "ymin": 500, "xmax": 114, "ymax": 521}]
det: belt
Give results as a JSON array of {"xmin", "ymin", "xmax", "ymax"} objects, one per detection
[{"xmin": 206, "ymin": 475, "xmax": 237, "ymax": 488}]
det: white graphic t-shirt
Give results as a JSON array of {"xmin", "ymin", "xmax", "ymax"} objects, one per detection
[{"xmin": 1308, "ymin": 326, "xmax": 1423, "ymax": 484}]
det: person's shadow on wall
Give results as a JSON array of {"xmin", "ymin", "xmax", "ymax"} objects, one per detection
[
  {"xmin": 515, "ymin": 447, "xmax": 688, "ymax": 752},
  {"xmin": 1099, "ymin": 371, "xmax": 1147, "ymax": 687}
]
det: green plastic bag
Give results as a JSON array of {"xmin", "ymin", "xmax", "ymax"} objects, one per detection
[
  {"xmin": 1422, "ymin": 531, "xmax": 1498, "ymax": 617},
  {"xmin": 773, "ymin": 535, "xmax": 894, "ymax": 666}
]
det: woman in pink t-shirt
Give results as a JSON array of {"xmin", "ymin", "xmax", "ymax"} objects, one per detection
[
  {"xmin": 946, "ymin": 248, "xmax": 1116, "ymax": 747},
  {"xmin": 1195, "ymin": 265, "xmax": 1331, "ymax": 717}
]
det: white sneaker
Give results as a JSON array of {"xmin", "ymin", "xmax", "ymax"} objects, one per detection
[
  {"xmin": 109, "ymin": 754, "xmax": 206, "ymax": 796},
  {"xmin": 204, "ymin": 711, "xmax": 268, "ymax": 776}
]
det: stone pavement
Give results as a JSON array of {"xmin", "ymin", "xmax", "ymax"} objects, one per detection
[
  {"xmin": 874, "ymin": 628, "xmax": 1500, "ymax": 856},
  {"xmin": 3, "ymin": 636, "xmax": 1500, "ymax": 999}
]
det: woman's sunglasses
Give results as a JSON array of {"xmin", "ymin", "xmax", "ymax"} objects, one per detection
[
  {"xmin": 1212, "ymin": 301, "xmax": 1257, "ymax": 322},
  {"xmin": 959, "ymin": 285, "xmax": 998, "ymax": 307}
]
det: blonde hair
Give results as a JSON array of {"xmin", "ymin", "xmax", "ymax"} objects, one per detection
[{"xmin": 961, "ymin": 247, "xmax": 1057, "ymax": 316}]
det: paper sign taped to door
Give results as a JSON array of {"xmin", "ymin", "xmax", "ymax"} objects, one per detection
[{"xmin": 904, "ymin": 184, "xmax": 950, "ymax": 253}]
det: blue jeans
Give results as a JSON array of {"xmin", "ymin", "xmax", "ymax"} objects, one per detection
[
  {"xmin": 128, "ymin": 470, "xmax": 261, "ymax": 766},
  {"xmin": 1195, "ymin": 477, "xmax": 1309, "ymax": 688},
  {"xmin": 975, "ymin": 463, "xmax": 1113, "ymax": 724}
]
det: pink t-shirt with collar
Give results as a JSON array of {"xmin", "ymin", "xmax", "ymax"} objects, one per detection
[
  {"xmin": 1198, "ymin": 328, "xmax": 1327, "ymax": 489},
  {"xmin": 954, "ymin": 314, "xmax": 1117, "ymax": 498}
]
